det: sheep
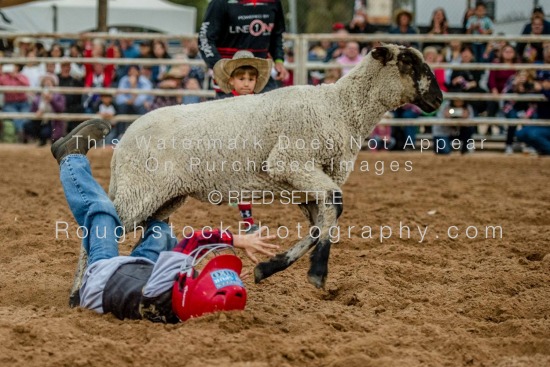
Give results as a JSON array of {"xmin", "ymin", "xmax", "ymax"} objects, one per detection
[{"xmin": 68, "ymin": 44, "xmax": 441, "ymax": 304}]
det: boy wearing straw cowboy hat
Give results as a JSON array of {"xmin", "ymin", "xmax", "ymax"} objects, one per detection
[
  {"xmin": 213, "ymin": 50, "xmax": 272, "ymax": 97},
  {"xmin": 213, "ymin": 50, "xmax": 272, "ymax": 233}
]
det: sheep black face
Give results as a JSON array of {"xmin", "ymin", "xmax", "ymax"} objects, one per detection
[{"xmin": 372, "ymin": 46, "xmax": 443, "ymax": 113}]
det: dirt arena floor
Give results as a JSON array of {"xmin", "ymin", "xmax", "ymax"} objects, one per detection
[{"xmin": 0, "ymin": 145, "xmax": 549, "ymax": 367}]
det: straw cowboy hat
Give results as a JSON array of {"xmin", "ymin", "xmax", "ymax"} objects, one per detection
[
  {"xmin": 394, "ymin": 8, "xmax": 413, "ymax": 24},
  {"xmin": 213, "ymin": 50, "xmax": 272, "ymax": 94},
  {"xmin": 162, "ymin": 67, "xmax": 187, "ymax": 80},
  {"xmin": 14, "ymin": 36, "xmax": 36, "ymax": 49}
]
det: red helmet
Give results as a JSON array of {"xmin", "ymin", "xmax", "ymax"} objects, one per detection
[{"xmin": 172, "ymin": 244, "xmax": 247, "ymax": 321}]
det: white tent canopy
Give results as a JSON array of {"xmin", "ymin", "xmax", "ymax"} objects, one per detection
[{"xmin": 2, "ymin": 0, "xmax": 196, "ymax": 34}]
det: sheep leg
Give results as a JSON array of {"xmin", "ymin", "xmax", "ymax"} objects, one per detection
[
  {"xmin": 254, "ymin": 202, "xmax": 320, "ymax": 282},
  {"xmin": 307, "ymin": 190, "xmax": 343, "ymax": 289}
]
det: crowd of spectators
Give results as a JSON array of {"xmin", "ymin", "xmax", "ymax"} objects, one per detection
[
  {"xmin": 1, "ymin": 1, "xmax": 550, "ymax": 156},
  {"xmin": 311, "ymin": 2, "xmax": 550, "ymax": 155},
  {"xmin": 0, "ymin": 37, "xmax": 205, "ymax": 144}
]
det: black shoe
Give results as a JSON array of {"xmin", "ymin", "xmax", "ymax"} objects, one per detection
[{"xmin": 51, "ymin": 119, "xmax": 111, "ymax": 164}]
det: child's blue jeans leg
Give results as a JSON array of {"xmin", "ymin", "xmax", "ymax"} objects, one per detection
[
  {"xmin": 60, "ymin": 154, "xmax": 121, "ymax": 265},
  {"xmin": 131, "ymin": 220, "xmax": 177, "ymax": 262}
]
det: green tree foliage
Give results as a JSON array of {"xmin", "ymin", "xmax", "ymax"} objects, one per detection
[
  {"xmin": 169, "ymin": 0, "xmax": 354, "ymax": 34},
  {"xmin": 281, "ymin": 0, "xmax": 354, "ymax": 33},
  {"xmin": 168, "ymin": 0, "xmax": 209, "ymax": 32}
]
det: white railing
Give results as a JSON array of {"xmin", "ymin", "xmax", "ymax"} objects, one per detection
[{"xmin": 0, "ymin": 32, "xmax": 550, "ymax": 129}]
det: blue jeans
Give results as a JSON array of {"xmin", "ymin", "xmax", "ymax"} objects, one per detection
[
  {"xmin": 60, "ymin": 154, "xmax": 177, "ymax": 265},
  {"xmin": 3, "ymin": 101, "xmax": 30, "ymax": 132},
  {"xmin": 516, "ymin": 126, "xmax": 550, "ymax": 155},
  {"xmin": 472, "ymin": 43, "xmax": 486, "ymax": 63},
  {"xmin": 433, "ymin": 136, "xmax": 452, "ymax": 154},
  {"xmin": 393, "ymin": 108, "xmax": 419, "ymax": 149}
]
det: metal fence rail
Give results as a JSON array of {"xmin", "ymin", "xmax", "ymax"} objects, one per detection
[
  {"xmin": 0, "ymin": 86, "xmax": 544, "ymax": 102},
  {"xmin": 0, "ymin": 32, "xmax": 550, "ymax": 131},
  {"xmin": 1, "ymin": 112, "xmax": 547, "ymax": 127}
]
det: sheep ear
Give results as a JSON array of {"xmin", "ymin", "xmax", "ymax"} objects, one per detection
[{"xmin": 371, "ymin": 46, "xmax": 392, "ymax": 66}]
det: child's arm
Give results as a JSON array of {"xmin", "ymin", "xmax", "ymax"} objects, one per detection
[
  {"xmin": 233, "ymin": 231, "xmax": 278, "ymax": 264},
  {"xmin": 173, "ymin": 229, "xmax": 278, "ymax": 263}
]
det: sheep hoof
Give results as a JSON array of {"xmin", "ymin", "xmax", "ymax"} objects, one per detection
[
  {"xmin": 307, "ymin": 273, "xmax": 326, "ymax": 289},
  {"xmin": 253, "ymin": 265, "xmax": 265, "ymax": 283}
]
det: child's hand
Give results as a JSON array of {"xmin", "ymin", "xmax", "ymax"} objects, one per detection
[{"xmin": 233, "ymin": 229, "xmax": 279, "ymax": 264}]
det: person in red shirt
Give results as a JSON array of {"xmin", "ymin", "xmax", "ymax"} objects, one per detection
[
  {"xmin": 0, "ymin": 64, "xmax": 31, "ymax": 141},
  {"xmin": 213, "ymin": 51, "xmax": 272, "ymax": 233}
]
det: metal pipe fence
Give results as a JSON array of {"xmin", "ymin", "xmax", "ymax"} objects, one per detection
[{"xmin": 0, "ymin": 32, "xmax": 550, "ymax": 129}]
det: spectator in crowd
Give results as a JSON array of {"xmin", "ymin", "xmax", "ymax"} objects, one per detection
[
  {"xmin": 515, "ymin": 73, "xmax": 550, "ymax": 156},
  {"xmin": 434, "ymin": 97, "xmax": 475, "ymax": 154},
  {"xmin": 462, "ymin": 7, "xmax": 475, "ymax": 34},
  {"xmin": 324, "ymin": 26, "xmax": 349, "ymax": 62},
  {"xmin": 49, "ymin": 43, "xmax": 66, "ymax": 75},
  {"xmin": 347, "ymin": 8, "xmax": 377, "ymax": 52},
  {"xmin": 322, "ymin": 68, "xmax": 342, "ymax": 85},
  {"xmin": 44, "ymin": 61, "xmax": 56, "ymax": 76},
  {"xmin": 35, "ymin": 41, "xmax": 48, "ymax": 57},
  {"xmin": 389, "ymin": 9, "xmax": 419, "ymax": 49},
  {"xmin": 282, "ymin": 49, "xmax": 294, "ymax": 87},
  {"xmin": 487, "ymin": 44, "xmax": 517, "ymax": 120},
  {"xmin": 83, "ymin": 63, "xmax": 111, "ymax": 113},
  {"xmin": 67, "ymin": 42, "xmax": 85, "ymax": 77},
  {"xmin": 183, "ymin": 39, "xmax": 206, "ymax": 87},
  {"xmin": 0, "ymin": 64, "xmax": 30, "ymax": 142},
  {"xmin": 69, "ymin": 42, "xmax": 83, "ymax": 58},
  {"xmin": 113, "ymin": 39, "xmax": 138, "ymax": 83},
  {"xmin": 347, "ymin": 8, "xmax": 377, "ymax": 34},
  {"xmin": 21, "ymin": 49, "xmax": 45, "ymax": 87},
  {"xmin": 391, "ymin": 104, "xmax": 422, "ymax": 151},
  {"xmin": 443, "ymin": 40, "xmax": 463, "ymax": 85},
  {"xmin": 481, "ymin": 35, "xmax": 506, "ymax": 62},
  {"xmin": 83, "ymin": 39, "xmax": 114, "ymax": 89},
  {"xmin": 502, "ymin": 70, "xmax": 537, "ymax": 154},
  {"xmin": 423, "ymin": 7, "xmax": 449, "ymax": 51},
  {"xmin": 465, "ymin": 1, "xmax": 494, "ymax": 62},
  {"xmin": 448, "ymin": 45, "xmax": 487, "ymax": 116},
  {"xmin": 13, "ymin": 37, "xmax": 36, "ymax": 57},
  {"xmin": 115, "ymin": 64, "xmax": 153, "ymax": 138},
  {"xmin": 138, "ymin": 41, "xmax": 153, "ymax": 59},
  {"xmin": 521, "ymin": 6, "xmax": 550, "ymax": 36},
  {"xmin": 110, "ymin": 43, "xmax": 126, "ymax": 86},
  {"xmin": 96, "ymin": 93, "xmax": 119, "ymax": 145},
  {"xmin": 25, "ymin": 73, "xmax": 66, "ymax": 145},
  {"xmin": 423, "ymin": 47, "xmax": 447, "ymax": 92},
  {"xmin": 58, "ymin": 58, "xmax": 84, "ymax": 132},
  {"xmin": 517, "ymin": 14, "xmax": 545, "ymax": 63},
  {"xmin": 199, "ymin": 0, "xmax": 288, "ymax": 97},
  {"xmin": 150, "ymin": 40, "xmax": 171, "ymax": 86},
  {"xmin": 336, "ymin": 41, "xmax": 363, "ymax": 76},
  {"xmin": 151, "ymin": 68, "xmax": 185, "ymax": 110},
  {"xmin": 141, "ymin": 66, "xmax": 154, "ymax": 83},
  {"xmin": 182, "ymin": 77, "xmax": 203, "ymax": 105},
  {"xmin": 309, "ymin": 42, "xmax": 328, "ymax": 62},
  {"xmin": 120, "ymin": 39, "xmax": 140, "ymax": 59}
]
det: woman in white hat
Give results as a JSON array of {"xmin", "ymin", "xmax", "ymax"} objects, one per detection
[{"xmin": 25, "ymin": 73, "xmax": 66, "ymax": 145}]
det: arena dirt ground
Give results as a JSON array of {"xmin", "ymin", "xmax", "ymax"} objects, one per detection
[{"xmin": 0, "ymin": 145, "xmax": 549, "ymax": 367}]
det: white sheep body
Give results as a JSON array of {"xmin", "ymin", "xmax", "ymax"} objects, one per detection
[
  {"xmin": 100, "ymin": 44, "xmax": 441, "ymax": 288},
  {"xmin": 110, "ymin": 58, "xmax": 394, "ymax": 228}
]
